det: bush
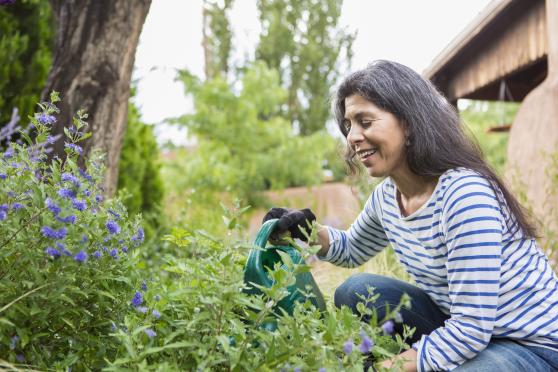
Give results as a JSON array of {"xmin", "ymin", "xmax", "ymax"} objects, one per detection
[
  {"xmin": 173, "ymin": 62, "xmax": 336, "ymax": 203},
  {"xmin": 107, "ymin": 206, "xmax": 413, "ymax": 370},
  {"xmin": 0, "ymin": 0, "xmax": 53, "ymax": 125},
  {"xmin": 0, "ymin": 93, "xmax": 145, "ymax": 369},
  {"xmin": 1, "ymin": 95, "xmax": 414, "ymax": 371},
  {"xmin": 117, "ymin": 98, "xmax": 165, "ymax": 241}
]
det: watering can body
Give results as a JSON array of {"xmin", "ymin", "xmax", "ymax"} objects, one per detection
[{"xmin": 243, "ymin": 219, "xmax": 326, "ymax": 316}]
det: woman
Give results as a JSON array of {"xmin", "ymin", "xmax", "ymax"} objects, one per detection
[{"xmin": 264, "ymin": 60, "xmax": 558, "ymax": 371}]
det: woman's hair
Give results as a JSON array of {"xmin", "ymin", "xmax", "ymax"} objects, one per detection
[{"xmin": 333, "ymin": 59, "xmax": 537, "ymax": 238}]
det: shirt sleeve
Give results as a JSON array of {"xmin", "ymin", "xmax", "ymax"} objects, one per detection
[
  {"xmin": 318, "ymin": 185, "xmax": 390, "ymax": 268},
  {"xmin": 415, "ymin": 174, "xmax": 504, "ymax": 371}
]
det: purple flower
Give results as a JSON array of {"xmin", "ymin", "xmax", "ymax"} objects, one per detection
[
  {"xmin": 111, "ymin": 321, "xmax": 117, "ymax": 331},
  {"xmin": 12, "ymin": 203, "xmax": 24, "ymax": 210},
  {"xmin": 57, "ymin": 187, "xmax": 76, "ymax": 199},
  {"xmin": 74, "ymin": 250, "xmax": 88, "ymax": 263},
  {"xmin": 35, "ymin": 113, "xmax": 56, "ymax": 125},
  {"xmin": 56, "ymin": 214, "xmax": 76, "ymax": 224},
  {"xmin": 109, "ymin": 248, "xmax": 118, "ymax": 259},
  {"xmin": 293, "ymin": 368, "xmax": 301, "ymax": 372},
  {"xmin": 318, "ymin": 369, "xmax": 326, "ymax": 372},
  {"xmin": 0, "ymin": 173, "xmax": 6, "ymax": 179},
  {"xmin": 154, "ymin": 294, "xmax": 161, "ymax": 302},
  {"xmin": 141, "ymin": 281, "xmax": 148, "ymax": 291},
  {"xmin": 61, "ymin": 172, "xmax": 80, "ymax": 187},
  {"xmin": 152, "ymin": 309, "xmax": 161, "ymax": 319},
  {"xmin": 382, "ymin": 320, "xmax": 395, "ymax": 335},
  {"xmin": 83, "ymin": 189, "xmax": 91, "ymax": 197},
  {"xmin": 79, "ymin": 169, "xmax": 93, "ymax": 183},
  {"xmin": 57, "ymin": 242, "xmax": 72, "ymax": 256},
  {"xmin": 137, "ymin": 306, "xmax": 148, "ymax": 314},
  {"xmin": 72, "ymin": 198, "xmax": 87, "ymax": 211},
  {"xmin": 41, "ymin": 226, "xmax": 67, "ymax": 240},
  {"xmin": 93, "ymin": 250, "xmax": 102, "ymax": 259},
  {"xmin": 131, "ymin": 291, "xmax": 143, "ymax": 307},
  {"xmin": 3, "ymin": 147, "xmax": 14, "ymax": 158},
  {"xmin": 0, "ymin": 210, "xmax": 6, "ymax": 221},
  {"xmin": 10, "ymin": 335, "xmax": 19, "ymax": 350},
  {"xmin": 359, "ymin": 330, "xmax": 374, "ymax": 354},
  {"xmin": 132, "ymin": 227, "xmax": 145, "ymax": 244},
  {"xmin": 47, "ymin": 135, "xmax": 56, "ymax": 144},
  {"xmin": 46, "ymin": 198, "xmax": 61, "ymax": 215},
  {"xmin": 122, "ymin": 246, "xmax": 128, "ymax": 253},
  {"xmin": 108, "ymin": 209, "xmax": 121, "ymax": 220},
  {"xmin": 144, "ymin": 328, "xmax": 156, "ymax": 338},
  {"xmin": 81, "ymin": 234, "xmax": 88, "ymax": 243},
  {"xmin": 15, "ymin": 354, "xmax": 24, "ymax": 362},
  {"xmin": 45, "ymin": 246, "xmax": 60, "ymax": 258},
  {"xmin": 65, "ymin": 142, "xmax": 83, "ymax": 155},
  {"xmin": 343, "ymin": 339, "xmax": 354, "ymax": 355},
  {"xmin": 106, "ymin": 220, "xmax": 120, "ymax": 234},
  {"xmin": 95, "ymin": 194, "xmax": 102, "ymax": 203}
]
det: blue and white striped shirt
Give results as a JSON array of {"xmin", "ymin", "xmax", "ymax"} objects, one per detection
[{"xmin": 321, "ymin": 168, "xmax": 558, "ymax": 371}]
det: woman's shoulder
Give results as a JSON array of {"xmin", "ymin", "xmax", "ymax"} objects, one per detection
[{"xmin": 438, "ymin": 167, "xmax": 492, "ymax": 191}]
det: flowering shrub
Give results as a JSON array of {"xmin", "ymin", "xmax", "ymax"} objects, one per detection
[
  {"xmin": 0, "ymin": 93, "xmax": 144, "ymax": 369},
  {"xmin": 106, "ymin": 205, "xmax": 413, "ymax": 370},
  {"xmin": 1, "ymin": 94, "xmax": 414, "ymax": 370}
]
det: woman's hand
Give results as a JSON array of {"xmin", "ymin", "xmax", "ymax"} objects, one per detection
[
  {"xmin": 378, "ymin": 348, "xmax": 418, "ymax": 372},
  {"xmin": 262, "ymin": 207, "xmax": 316, "ymax": 242}
]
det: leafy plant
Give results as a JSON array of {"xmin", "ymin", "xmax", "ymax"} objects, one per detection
[
  {"xmin": 0, "ymin": 0, "xmax": 53, "ymax": 126},
  {"xmin": 107, "ymin": 204, "xmax": 413, "ymax": 370},
  {"xmin": 117, "ymin": 96, "xmax": 165, "ymax": 242},
  {"xmin": 171, "ymin": 62, "xmax": 335, "ymax": 206},
  {"xmin": 0, "ymin": 93, "xmax": 145, "ymax": 369}
]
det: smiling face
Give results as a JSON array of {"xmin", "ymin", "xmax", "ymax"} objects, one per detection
[{"xmin": 343, "ymin": 94, "xmax": 408, "ymax": 178}]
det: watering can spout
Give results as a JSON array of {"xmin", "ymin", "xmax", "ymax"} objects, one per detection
[{"xmin": 243, "ymin": 219, "xmax": 326, "ymax": 315}]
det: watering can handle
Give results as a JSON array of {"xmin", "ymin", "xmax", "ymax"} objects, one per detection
[{"xmin": 254, "ymin": 219, "xmax": 280, "ymax": 249}]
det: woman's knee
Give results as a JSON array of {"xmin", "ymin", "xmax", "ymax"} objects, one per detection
[{"xmin": 334, "ymin": 273, "xmax": 395, "ymax": 311}]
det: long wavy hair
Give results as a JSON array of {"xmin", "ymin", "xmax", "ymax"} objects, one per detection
[{"xmin": 333, "ymin": 60, "xmax": 537, "ymax": 238}]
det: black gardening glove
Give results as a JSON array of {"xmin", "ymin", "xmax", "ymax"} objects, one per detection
[{"xmin": 262, "ymin": 207, "xmax": 316, "ymax": 242}]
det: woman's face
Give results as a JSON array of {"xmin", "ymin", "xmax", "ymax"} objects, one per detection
[{"xmin": 344, "ymin": 94, "xmax": 407, "ymax": 178}]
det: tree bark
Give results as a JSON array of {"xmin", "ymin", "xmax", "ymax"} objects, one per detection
[{"xmin": 42, "ymin": 0, "xmax": 151, "ymax": 197}]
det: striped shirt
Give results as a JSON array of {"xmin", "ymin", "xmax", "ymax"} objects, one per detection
[{"xmin": 320, "ymin": 168, "xmax": 558, "ymax": 371}]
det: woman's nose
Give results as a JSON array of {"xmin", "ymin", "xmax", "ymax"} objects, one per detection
[{"xmin": 347, "ymin": 124, "xmax": 363, "ymax": 146}]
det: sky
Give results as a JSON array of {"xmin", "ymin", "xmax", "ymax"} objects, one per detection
[{"xmin": 133, "ymin": 0, "xmax": 493, "ymax": 145}]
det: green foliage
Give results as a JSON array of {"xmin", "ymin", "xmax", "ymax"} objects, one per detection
[
  {"xmin": 460, "ymin": 100, "xmax": 519, "ymax": 175},
  {"xmin": 202, "ymin": 0, "xmax": 235, "ymax": 79},
  {"xmin": 117, "ymin": 99, "xmax": 165, "ymax": 241},
  {"xmin": 0, "ymin": 0, "xmax": 53, "ymax": 125},
  {"xmin": 0, "ymin": 94, "xmax": 145, "ymax": 369},
  {"xmin": 107, "ymin": 206, "xmax": 413, "ymax": 370},
  {"xmin": 173, "ymin": 62, "xmax": 334, "ymax": 204},
  {"xmin": 256, "ymin": 0, "xmax": 355, "ymax": 135}
]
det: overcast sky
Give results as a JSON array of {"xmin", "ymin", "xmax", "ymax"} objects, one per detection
[{"xmin": 133, "ymin": 0, "xmax": 493, "ymax": 144}]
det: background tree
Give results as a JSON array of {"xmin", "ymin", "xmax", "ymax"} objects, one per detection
[
  {"xmin": 256, "ymin": 0, "xmax": 354, "ymax": 135},
  {"xmin": 202, "ymin": 0, "xmax": 234, "ymax": 80},
  {"xmin": 0, "ymin": 0, "xmax": 53, "ymax": 126},
  {"xmin": 41, "ymin": 0, "xmax": 152, "ymax": 197},
  {"xmin": 117, "ymin": 93, "xmax": 165, "ymax": 240}
]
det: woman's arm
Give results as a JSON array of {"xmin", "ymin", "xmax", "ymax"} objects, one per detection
[
  {"xmin": 316, "ymin": 186, "xmax": 390, "ymax": 268},
  {"xmin": 313, "ymin": 223, "xmax": 330, "ymax": 257}
]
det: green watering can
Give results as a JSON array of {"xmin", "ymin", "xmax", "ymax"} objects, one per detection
[{"xmin": 243, "ymin": 219, "xmax": 326, "ymax": 319}]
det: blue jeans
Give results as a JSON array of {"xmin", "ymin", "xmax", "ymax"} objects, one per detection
[{"xmin": 334, "ymin": 273, "xmax": 558, "ymax": 371}]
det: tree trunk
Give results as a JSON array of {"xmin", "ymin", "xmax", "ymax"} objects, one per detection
[{"xmin": 42, "ymin": 0, "xmax": 151, "ymax": 197}]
